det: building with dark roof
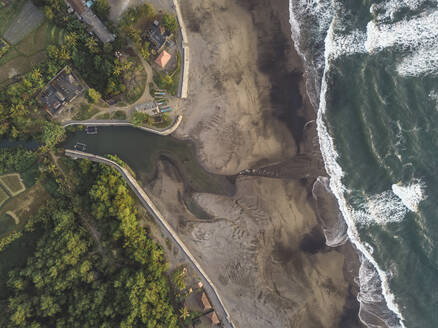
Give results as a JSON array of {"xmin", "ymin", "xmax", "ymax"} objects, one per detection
[
  {"xmin": 38, "ymin": 67, "xmax": 84, "ymax": 115},
  {"xmin": 144, "ymin": 21, "xmax": 171, "ymax": 53}
]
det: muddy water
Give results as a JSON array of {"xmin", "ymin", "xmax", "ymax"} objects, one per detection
[{"xmin": 64, "ymin": 126, "xmax": 235, "ymax": 206}]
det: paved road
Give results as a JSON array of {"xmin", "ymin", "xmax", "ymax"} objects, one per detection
[{"xmin": 65, "ymin": 149, "xmax": 235, "ymax": 328}]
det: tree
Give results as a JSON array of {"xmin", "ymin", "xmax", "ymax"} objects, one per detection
[
  {"xmin": 86, "ymin": 37, "xmax": 99, "ymax": 54},
  {"xmin": 88, "ymin": 88, "xmax": 102, "ymax": 103},
  {"xmin": 161, "ymin": 14, "xmax": 178, "ymax": 34},
  {"xmin": 179, "ymin": 307, "xmax": 190, "ymax": 320},
  {"xmin": 140, "ymin": 41, "xmax": 150, "ymax": 60},
  {"xmin": 93, "ymin": 0, "xmax": 110, "ymax": 21},
  {"xmin": 44, "ymin": 6, "xmax": 54, "ymax": 20},
  {"xmin": 41, "ymin": 122, "xmax": 66, "ymax": 148}
]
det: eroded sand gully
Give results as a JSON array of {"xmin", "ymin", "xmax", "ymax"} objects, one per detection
[{"xmin": 108, "ymin": 0, "xmax": 365, "ymax": 326}]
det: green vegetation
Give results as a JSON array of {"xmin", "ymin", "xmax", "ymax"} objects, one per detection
[
  {"xmin": 112, "ymin": 110, "xmax": 126, "ymax": 120},
  {"xmin": 73, "ymin": 103, "xmax": 99, "ymax": 120},
  {"xmin": 0, "ymin": 39, "xmax": 9, "ymax": 58},
  {"xmin": 0, "ymin": 0, "xmax": 27, "ymax": 36},
  {"xmin": 0, "ymin": 154, "xmax": 179, "ymax": 327},
  {"xmin": 95, "ymin": 110, "xmax": 126, "ymax": 120},
  {"xmin": 161, "ymin": 14, "xmax": 178, "ymax": 34},
  {"xmin": 131, "ymin": 111, "xmax": 153, "ymax": 126},
  {"xmin": 92, "ymin": 0, "xmax": 110, "ymax": 22},
  {"xmin": 0, "ymin": 148, "xmax": 38, "ymax": 186},
  {"xmin": 0, "ymin": 213, "xmax": 16, "ymax": 237},
  {"xmin": 154, "ymin": 53, "xmax": 180, "ymax": 96},
  {"xmin": 87, "ymin": 88, "xmax": 102, "ymax": 103},
  {"xmin": 41, "ymin": 121, "xmax": 66, "ymax": 148}
]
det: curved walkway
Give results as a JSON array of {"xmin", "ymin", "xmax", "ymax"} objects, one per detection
[
  {"xmin": 62, "ymin": 115, "xmax": 182, "ymax": 136},
  {"xmin": 65, "ymin": 149, "xmax": 235, "ymax": 328}
]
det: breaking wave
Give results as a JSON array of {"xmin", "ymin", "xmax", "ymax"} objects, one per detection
[{"xmin": 392, "ymin": 181, "xmax": 426, "ymax": 212}]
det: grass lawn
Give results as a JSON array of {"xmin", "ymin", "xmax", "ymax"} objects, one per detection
[
  {"xmin": 0, "ymin": 173, "xmax": 25, "ymax": 196},
  {"xmin": 122, "ymin": 56, "xmax": 147, "ymax": 104},
  {"xmin": 0, "ymin": 187, "xmax": 9, "ymax": 207},
  {"xmin": 73, "ymin": 103, "xmax": 100, "ymax": 120},
  {"xmin": 112, "ymin": 110, "xmax": 127, "ymax": 120}
]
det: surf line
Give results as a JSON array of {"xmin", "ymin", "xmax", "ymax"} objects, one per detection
[{"xmin": 315, "ymin": 17, "xmax": 406, "ymax": 328}]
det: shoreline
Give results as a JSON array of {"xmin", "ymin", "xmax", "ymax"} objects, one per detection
[{"xmin": 162, "ymin": 0, "xmax": 365, "ymax": 326}]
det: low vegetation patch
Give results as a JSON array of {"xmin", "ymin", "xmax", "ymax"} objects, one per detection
[
  {"xmin": 72, "ymin": 103, "xmax": 99, "ymax": 120},
  {"xmin": 0, "ymin": 173, "xmax": 25, "ymax": 196}
]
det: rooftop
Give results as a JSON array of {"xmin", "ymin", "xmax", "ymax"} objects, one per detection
[
  {"xmin": 201, "ymin": 292, "xmax": 212, "ymax": 311},
  {"xmin": 38, "ymin": 67, "xmax": 84, "ymax": 115},
  {"xmin": 207, "ymin": 311, "xmax": 220, "ymax": 325},
  {"xmin": 155, "ymin": 50, "xmax": 171, "ymax": 68}
]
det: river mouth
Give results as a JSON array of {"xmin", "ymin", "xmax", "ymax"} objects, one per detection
[{"xmin": 64, "ymin": 126, "xmax": 236, "ymax": 217}]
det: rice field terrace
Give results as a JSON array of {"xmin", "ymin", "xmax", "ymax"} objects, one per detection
[
  {"xmin": 0, "ymin": 173, "xmax": 25, "ymax": 196},
  {"xmin": 0, "ymin": 0, "xmax": 64, "ymax": 84}
]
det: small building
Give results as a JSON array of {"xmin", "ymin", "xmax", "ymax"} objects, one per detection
[
  {"xmin": 38, "ymin": 67, "xmax": 84, "ymax": 115},
  {"xmin": 207, "ymin": 311, "xmax": 220, "ymax": 326},
  {"xmin": 145, "ymin": 21, "xmax": 171, "ymax": 52},
  {"xmin": 155, "ymin": 50, "xmax": 171, "ymax": 68},
  {"xmin": 200, "ymin": 292, "xmax": 212, "ymax": 311}
]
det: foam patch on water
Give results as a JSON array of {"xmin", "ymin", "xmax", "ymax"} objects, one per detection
[
  {"xmin": 370, "ymin": 0, "xmax": 430, "ymax": 22},
  {"xmin": 326, "ymin": 29, "xmax": 367, "ymax": 59},
  {"xmin": 354, "ymin": 190, "xmax": 408, "ymax": 225},
  {"xmin": 365, "ymin": 10, "xmax": 438, "ymax": 53},
  {"xmin": 366, "ymin": 8, "xmax": 438, "ymax": 77},
  {"xmin": 392, "ymin": 180, "xmax": 426, "ymax": 212}
]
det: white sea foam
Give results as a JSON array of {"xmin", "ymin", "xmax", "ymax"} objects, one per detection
[
  {"xmin": 370, "ymin": 0, "xmax": 431, "ymax": 22},
  {"xmin": 365, "ymin": 8, "xmax": 438, "ymax": 77},
  {"xmin": 315, "ymin": 14, "xmax": 406, "ymax": 328},
  {"xmin": 354, "ymin": 190, "xmax": 408, "ymax": 225},
  {"xmin": 392, "ymin": 181, "xmax": 426, "ymax": 212},
  {"xmin": 288, "ymin": 1, "xmax": 410, "ymax": 326}
]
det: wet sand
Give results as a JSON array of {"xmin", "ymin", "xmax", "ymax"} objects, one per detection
[{"xmin": 140, "ymin": 0, "xmax": 364, "ymax": 327}]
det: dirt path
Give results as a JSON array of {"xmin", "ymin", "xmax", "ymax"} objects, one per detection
[{"xmin": 6, "ymin": 211, "xmax": 19, "ymax": 225}]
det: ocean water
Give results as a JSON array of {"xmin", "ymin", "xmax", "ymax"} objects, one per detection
[{"xmin": 289, "ymin": 0, "xmax": 438, "ymax": 327}]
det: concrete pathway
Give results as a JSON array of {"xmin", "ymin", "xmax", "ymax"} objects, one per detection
[{"xmin": 62, "ymin": 115, "xmax": 182, "ymax": 136}]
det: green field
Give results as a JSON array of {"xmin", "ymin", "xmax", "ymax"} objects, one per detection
[
  {"xmin": 0, "ymin": 20, "xmax": 64, "ymax": 83},
  {"xmin": 0, "ymin": 187, "xmax": 8, "ymax": 207},
  {"xmin": 0, "ymin": 174, "xmax": 25, "ymax": 196},
  {"xmin": 0, "ymin": 0, "xmax": 27, "ymax": 36},
  {"xmin": 0, "ymin": 213, "xmax": 15, "ymax": 238}
]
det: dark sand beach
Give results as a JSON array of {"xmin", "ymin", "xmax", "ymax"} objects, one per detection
[
  {"xmin": 148, "ymin": 0, "xmax": 364, "ymax": 327},
  {"xmin": 103, "ymin": 0, "xmax": 365, "ymax": 326}
]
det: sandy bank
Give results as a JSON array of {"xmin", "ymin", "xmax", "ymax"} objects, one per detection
[{"xmin": 137, "ymin": 0, "xmax": 364, "ymax": 327}]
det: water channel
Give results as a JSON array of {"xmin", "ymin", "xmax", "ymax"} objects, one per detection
[{"xmin": 64, "ymin": 126, "xmax": 236, "ymax": 217}]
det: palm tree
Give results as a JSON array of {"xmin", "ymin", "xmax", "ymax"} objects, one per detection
[{"xmin": 179, "ymin": 307, "xmax": 190, "ymax": 320}]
